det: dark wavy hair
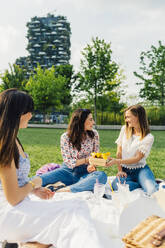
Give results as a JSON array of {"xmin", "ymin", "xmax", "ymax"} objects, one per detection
[
  {"xmin": 67, "ymin": 109, "xmax": 95, "ymax": 151},
  {"xmin": 0, "ymin": 88, "xmax": 34, "ymax": 168},
  {"xmin": 124, "ymin": 104, "xmax": 150, "ymax": 140}
]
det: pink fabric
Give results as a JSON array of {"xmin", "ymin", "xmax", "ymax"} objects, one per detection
[{"xmin": 36, "ymin": 163, "xmax": 60, "ymax": 175}]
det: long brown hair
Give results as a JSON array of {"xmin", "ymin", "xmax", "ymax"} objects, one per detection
[
  {"xmin": 0, "ymin": 88, "xmax": 34, "ymax": 168},
  {"xmin": 67, "ymin": 109, "xmax": 95, "ymax": 151},
  {"xmin": 124, "ymin": 104, "xmax": 150, "ymax": 140}
]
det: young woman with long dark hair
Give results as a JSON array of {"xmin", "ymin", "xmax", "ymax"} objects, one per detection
[
  {"xmin": 0, "ymin": 89, "xmax": 107, "ymax": 248},
  {"xmin": 106, "ymin": 104, "xmax": 158, "ymax": 195},
  {"xmin": 41, "ymin": 109, "xmax": 107, "ymax": 192}
]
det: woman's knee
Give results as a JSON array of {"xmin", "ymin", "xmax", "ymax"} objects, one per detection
[
  {"xmin": 142, "ymin": 180, "xmax": 158, "ymax": 195},
  {"xmin": 41, "ymin": 167, "xmax": 72, "ymax": 186},
  {"xmin": 94, "ymin": 171, "xmax": 107, "ymax": 184},
  {"xmin": 138, "ymin": 165, "xmax": 158, "ymax": 195}
]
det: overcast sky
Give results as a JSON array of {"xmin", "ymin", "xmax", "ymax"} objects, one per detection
[{"xmin": 0, "ymin": 0, "xmax": 165, "ymax": 101}]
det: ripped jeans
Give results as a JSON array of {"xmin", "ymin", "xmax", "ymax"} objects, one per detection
[
  {"xmin": 41, "ymin": 163, "xmax": 107, "ymax": 193},
  {"xmin": 112, "ymin": 165, "xmax": 159, "ymax": 195}
]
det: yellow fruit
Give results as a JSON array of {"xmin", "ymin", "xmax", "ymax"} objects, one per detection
[
  {"xmin": 102, "ymin": 152, "xmax": 111, "ymax": 160},
  {"xmin": 96, "ymin": 152, "xmax": 102, "ymax": 158},
  {"xmin": 91, "ymin": 152, "xmax": 110, "ymax": 159},
  {"xmin": 102, "ymin": 154, "xmax": 108, "ymax": 160}
]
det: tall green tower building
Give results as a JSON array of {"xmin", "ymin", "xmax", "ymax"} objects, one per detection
[{"xmin": 16, "ymin": 13, "xmax": 71, "ymax": 75}]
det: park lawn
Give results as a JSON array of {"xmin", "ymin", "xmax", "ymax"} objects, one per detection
[{"xmin": 18, "ymin": 128, "xmax": 165, "ymax": 179}]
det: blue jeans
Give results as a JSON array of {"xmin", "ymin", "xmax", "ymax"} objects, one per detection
[
  {"xmin": 40, "ymin": 163, "xmax": 107, "ymax": 193},
  {"xmin": 112, "ymin": 165, "xmax": 159, "ymax": 195}
]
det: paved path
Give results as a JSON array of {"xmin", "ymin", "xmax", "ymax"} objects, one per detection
[{"xmin": 28, "ymin": 124, "xmax": 165, "ymax": 130}]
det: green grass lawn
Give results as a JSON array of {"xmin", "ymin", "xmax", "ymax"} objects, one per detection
[{"xmin": 18, "ymin": 128, "xmax": 165, "ymax": 179}]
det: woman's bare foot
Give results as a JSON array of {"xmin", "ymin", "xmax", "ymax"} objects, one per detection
[{"xmin": 56, "ymin": 186, "xmax": 71, "ymax": 192}]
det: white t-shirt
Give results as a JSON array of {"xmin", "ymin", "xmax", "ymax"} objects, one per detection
[{"xmin": 115, "ymin": 125, "xmax": 154, "ymax": 169}]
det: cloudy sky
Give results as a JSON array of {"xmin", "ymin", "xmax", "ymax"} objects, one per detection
[{"xmin": 0, "ymin": 0, "xmax": 165, "ymax": 100}]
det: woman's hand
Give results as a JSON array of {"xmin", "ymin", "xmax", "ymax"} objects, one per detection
[
  {"xmin": 32, "ymin": 187, "xmax": 55, "ymax": 200},
  {"xmin": 106, "ymin": 158, "xmax": 120, "ymax": 167},
  {"xmin": 31, "ymin": 176, "xmax": 42, "ymax": 188},
  {"xmin": 85, "ymin": 157, "xmax": 90, "ymax": 164},
  {"xmin": 117, "ymin": 171, "xmax": 127, "ymax": 178},
  {"xmin": 87, "ymin": 165, "xmax": 96, "ymax": 173}
]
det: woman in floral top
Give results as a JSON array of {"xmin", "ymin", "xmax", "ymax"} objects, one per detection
[{"xmin": 41, "ymin": 109, "xmax": 107, "ymax": 192}]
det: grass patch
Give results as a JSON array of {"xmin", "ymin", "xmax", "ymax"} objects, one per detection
[{"xmin": 18, "ymin": 128, "xmax": 165, "ymax": 178}]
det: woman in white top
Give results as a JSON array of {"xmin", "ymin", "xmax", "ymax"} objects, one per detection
[{"xmin": 106, "ymin": 104, "xmax": 158, "ymax": 195}]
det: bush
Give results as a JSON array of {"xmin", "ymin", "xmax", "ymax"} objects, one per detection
[
  {"xmin": 97, "ymin": 107, "xmax": 165, "ymax": 125},
  {"xmin": 97, "ymin": 111, "xmax": 124, "ymax": 125},
  {"xmin": 146, "ymin": 106, "xmax": 165, "ymax": 125}
]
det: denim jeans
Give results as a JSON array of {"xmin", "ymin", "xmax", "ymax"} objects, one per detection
[
  {"xmin": 112, "ymin": 165, "xmax": 159, "ymax": 195},
  {"xmin": 40, "ymin": 163, "xmax": 107, "ymax": 193}
]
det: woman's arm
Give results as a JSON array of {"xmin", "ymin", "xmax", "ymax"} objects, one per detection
[
  {"xmin": 106, "ymin": 150, "xmax": 144, "ymax": 167},
  {"xmin": 76, "ymin": 130, "xmax": 100, "ymax": 167},
  {"xmin": 75, "ymin": 157, "xmax": 89, "ymax": 166},
  {"xmin": 0, "ymin": 160, "xmax": 42, "ymax": 206}
]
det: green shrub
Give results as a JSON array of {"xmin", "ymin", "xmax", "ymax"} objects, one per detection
[
  {"xmin": 97, "ymin": 111, "xmax": 124, "ymax": 125},
  {"xmin": 146, "ymin": 106, "xmax": 165, "ymax": 125}
]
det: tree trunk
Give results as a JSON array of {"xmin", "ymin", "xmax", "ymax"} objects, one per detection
[
  {"xmin": 94, "ymin": 95, "xmax": 97, "ymax": 126},
  {"xmin": 161, "ymin": 80, "xmax": 164, "ymax": 106},
  {"xmin": 94, "ymin": 81, "xmax": 97, "ymax": 127}
]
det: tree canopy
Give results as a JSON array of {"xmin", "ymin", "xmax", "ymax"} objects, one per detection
[
  {"xmin": 0, "ymin": 64, "xmax": 27, "ymax": 92},
  {"xmin": 74, "ymin": 37, "xmax": 119, "ymax": 123},
  {"xmin": 55, "ymin": 64, "xmax": 74, "ymax": 110},
  {"xmin": 134, "ymin": 41, "xmax": 165, "ymax": 106},
  {"xmin": 25, "ymin": 65, "xmax": 66, "ymax": 114}
]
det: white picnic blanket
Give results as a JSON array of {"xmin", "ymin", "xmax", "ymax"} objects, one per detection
[
  {"xmin": 29, "ymin": 176, "xmax": 165, "ymax": 247},
  {"xmin": 1, "ymin": 177, "xmax": 165, "ymax": 248}
]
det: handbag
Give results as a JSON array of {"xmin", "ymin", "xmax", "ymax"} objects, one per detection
[{"xmin": 122, "ymin": 215, "xmax": 165, "ymax": 248}]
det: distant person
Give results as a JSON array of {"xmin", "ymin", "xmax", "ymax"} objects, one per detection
[
  {"xmin": 0, "ymin": 89, "xmax": 107, "ymax": 248},
  {"xmin": 106, "ymin": 104, "xmax": 158, "ymax": 195},
  {"xmin": 41, "ymin": 109, "xmax": 107, "ymax": 192}
]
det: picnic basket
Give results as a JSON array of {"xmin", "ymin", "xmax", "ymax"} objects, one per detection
[{"xmin": 122, "ymin": 215, "xmax": 165, "ymax": 248}]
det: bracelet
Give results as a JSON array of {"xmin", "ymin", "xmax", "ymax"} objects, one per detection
[{"xmin": 29, "ymin": 180, "xmax": 36, "ymax": 189}]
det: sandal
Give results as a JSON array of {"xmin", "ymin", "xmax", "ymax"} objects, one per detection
[
  {"xmin": 46, "ymin": 181, "xmax": 66, "ymax": 192},
  {"xmin": 156, "ymin": 178, "xmax": 164, "ymax": 184},
  {"xmin": 47, "ymin": 185, "xmax": 65, "ymax": 192}
]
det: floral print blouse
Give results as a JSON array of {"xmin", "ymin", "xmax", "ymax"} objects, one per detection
[{"xmin": 60, "ymin": 129, "xmax": 99, "ymax": 169}]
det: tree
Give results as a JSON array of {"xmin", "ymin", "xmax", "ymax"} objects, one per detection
[
  {"xmin": 0, "ymin": 64, "xmax": 28, "ymax": 92},
  {"xmin": 96, "ymin": 93, "xmax": 125, "ymax": 113},
  {"xmin": 25, "ymin": 65, "xmax": 66, "ymax": 117},
  {"xmin": 101, "ymin": 68, "xmax": 127, "ymax": 112},
  {"xmin": 55, "ymin": 64, "xmax": 75, "ymax": 111},
  {"xmin": 134, "ymin": 41, "xmax": 165, "ymax": 106},
  {"xmin": 74, "ymin": 37, "xmax": 119, "ymax": 123}
]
